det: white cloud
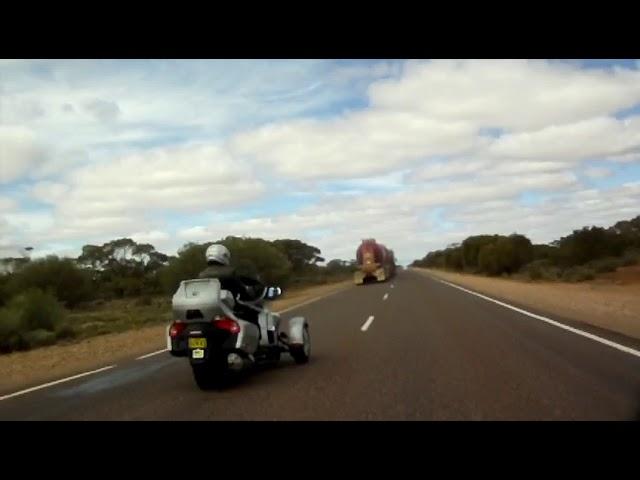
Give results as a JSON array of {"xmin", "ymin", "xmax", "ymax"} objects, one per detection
[
  {"xmin": 0, "ymin": 126, "xmax": 47, "ymax": 183},
  {"xmin": 229, "ymin": 60, "xmax": 640, "ymax": 183},
  {"xmin": 28, "ymin": 143, "xmax": 265, "ymax": 243},
  {"xmin": 176, "ymin": 205, "xmax": 428, "ymax": 264},
  {"xmin": 487, "ymin": 116, "xmax": 640, "ymax": 162},
  {"xmin": 230, "ymin": 111, "xmax": 481, "ymax": 181},
  {"xmin": 84, "ymin": 99, "xmax": 121, "ymax": 122},
  {"xmin": 584, "ymin": 167, "xmax": 613, "ymax": 179},
  {"xmin": 130, "ymin": 230, "xmax": 170, "ymax": 244},
  {"xmin": 0, "ymin": 196, "xmax": 17, "ymax": 211},
  {"xmin": 368, "ymin": 60, "xmax": 640, "ymax": 131}
]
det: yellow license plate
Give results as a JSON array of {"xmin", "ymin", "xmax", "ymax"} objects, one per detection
[{"xmin": 188, "ymin": 338, "xmax": 207, "ymax": 349}]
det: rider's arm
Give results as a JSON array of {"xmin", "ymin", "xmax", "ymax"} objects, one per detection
[{"xmin": 236, "ymin": 275, "xmax": 266, "ymax": 300}]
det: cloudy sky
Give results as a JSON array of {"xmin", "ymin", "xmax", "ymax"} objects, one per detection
[{"xmin": 1, "ymin": 59, "xmax": 640, "ymax": 265}]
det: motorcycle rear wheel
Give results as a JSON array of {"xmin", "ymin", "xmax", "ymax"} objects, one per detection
[{"xmin": 191, "ymin": 360, "xmax": 227, "ymax": 390}]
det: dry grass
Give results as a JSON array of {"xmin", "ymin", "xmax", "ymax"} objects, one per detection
[
  {"xmin": 0, "ymin": 280, "xmax": 353, "ymax": 394},
  {"xmin": 414, "ymin": 267, "xmax": 640, "ymax": 340}
]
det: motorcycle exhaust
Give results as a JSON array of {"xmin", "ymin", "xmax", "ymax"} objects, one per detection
[{"xmin": 227, "ymin": 352, "xmax": 251, "ymax": 372}]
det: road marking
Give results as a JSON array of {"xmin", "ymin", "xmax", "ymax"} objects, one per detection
[
  {"xmin": 0, "ymin": 365, "xmax": 116, "ymax": 402},
  {"xmin": 383, "ymin": 293, "xmax": 389, "ymax": 301},
  {"xmin": 136, "ymin": 348, "xmax": 168, "ymax": 360},
  {"xmin": 276, "ymin": 285, "xmax": 352, "ymax": 314},
  {"xmin": 361, "ymin": 315, "xmax": 375, "ymax": 332},
  {"xmin": 390, "ymin": 284, "xmax": 395, "ymax": 289},
  {"xmin": 436, "ymin": 278, "xmax": 640, "ymax": 359}
]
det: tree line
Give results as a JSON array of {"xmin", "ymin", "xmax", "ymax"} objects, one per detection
[
  {"xmin": 411, "ymin": 215, "xmax": 640, "ymax": 282},
  {"xmin": 0, "ymin": 236, "xmax": 357, "ymax": 353}
]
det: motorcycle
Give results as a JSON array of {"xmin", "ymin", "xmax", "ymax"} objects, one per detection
[{"xmin": 166, "ymin": 278, "xmax": 310, "ymax": 389}]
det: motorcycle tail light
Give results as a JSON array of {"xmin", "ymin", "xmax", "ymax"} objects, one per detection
[
  {"xmin": 212, "ymin": 316, "xmax": 240, "ymax": 334},
  {"xmin": 169, "ymin": 320, "xmax": 187, "ymax": 338}
]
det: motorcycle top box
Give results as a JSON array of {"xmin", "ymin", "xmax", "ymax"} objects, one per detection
[{"xmin": 171, "ymin": 278, "xmax": 236, "ymax": 322}]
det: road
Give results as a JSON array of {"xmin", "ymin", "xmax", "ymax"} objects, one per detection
[{"xmin": 1, "ymin": 270, "xmax": 639, "ymax": 420}]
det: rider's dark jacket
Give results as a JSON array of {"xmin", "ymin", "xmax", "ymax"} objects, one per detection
[{"xmin": 198, "ymin": 263, "xmax": 266, "ymax": 305}]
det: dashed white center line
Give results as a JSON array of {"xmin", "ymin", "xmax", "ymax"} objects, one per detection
[
  {"xmin": 383, "ymin": 293, "xmax": 389, "ymax": 301},
  {"xmin": 361, "ymin": 315, "xmax": 375, "ymax": 332},
  {"xmin": 390, "ymin": 284, "xmax": 395, "ymax": 289}
]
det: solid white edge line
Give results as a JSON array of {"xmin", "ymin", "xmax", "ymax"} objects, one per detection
[
  {"xmin": 136, "ymin": 348, "xmax": 169, "ymax": 360},
  {"xmin": 361, "ymin": 315, "xmax": 375, "ymax": 332},
  {"xmin": 0, "ymin": 365, "xmax": 116, "ymax": 401},
  {"xmin": 383, "ymin": 293, "xmax": 389, "ymax": 301},
  {"xmin": 435, "ymin": 278, "xmax": 640, "ymax": 359}
]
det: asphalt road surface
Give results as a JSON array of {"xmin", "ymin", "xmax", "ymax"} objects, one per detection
[{"xmin": 1, "ymin": 270, "xmax": 640, "ymax": 420}]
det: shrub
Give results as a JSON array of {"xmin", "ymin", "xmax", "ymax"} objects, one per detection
[
  {"xmin": 136, "ymin": 295, "xmax": 153, "ymax": 306},
  {"xmin": 521, "ymin": 260, "xmax": 561, "ymax": 281},
  {"xmin": 55, "ymin": 324, "xmax": 76, "ymax": 340},
  {"xmin": 0, "ymin": 289, "xmax": 69, "ymax": 353},
  {"xmin": 0, "ymin": 306, "xmax": 27, "ymax": 352},
  {"xmin": 7, "ymin": 256, "xmax": 94, "ymax": 307},
  {"xmin": 9, "ymin": 288, "xmax": 66, "ymax": 332},
  {"xmin": 587, "ymin": 257, "xmax": 624, "ymax": 274},
  {"xmin": 561, "ymin": 266, "xmax": 595, "ymax": 283},
  {"xmin": 622, "ymin": 249, "xmax": 640, "ymax": 266},
  {"xmin": 23, "ymin": 329, "xmax": 57, "ymax": 348}
]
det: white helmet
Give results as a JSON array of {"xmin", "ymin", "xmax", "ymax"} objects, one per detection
[{"xmin": 205, "ymin": 244, "xmax": 231, "ymax": 266}]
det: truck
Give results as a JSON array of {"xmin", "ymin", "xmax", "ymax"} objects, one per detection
[{"xmin": 354, "ymin": 239, "xmax": 396, "ymax": 285}]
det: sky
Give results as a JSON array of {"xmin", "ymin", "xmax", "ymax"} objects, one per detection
[{"xmin": 1, "ymin": 59, "xmax": 640, "ymax": 266}]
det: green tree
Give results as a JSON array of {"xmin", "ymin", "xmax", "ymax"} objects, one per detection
[
  {"xmin": 78, "ymin": 238, "xmax": 170, "ymax": 298},
  {"xmin": 219, "ymin": 236, "xmax": 292, "ymax": 286},
  {"xmin": 478, "ymin": 243, "xmax": 501, "ymax": 275},
  {"xmin": 272, "ymin": 239, "xmax": 323, "ymax": 272},
  {"xmin": 462, "ymin": 235, "xmax": 499, "ymax": 271},
  {"xmin": 444, "ymin": 246, "xmax": 464, "ymax": 271}
]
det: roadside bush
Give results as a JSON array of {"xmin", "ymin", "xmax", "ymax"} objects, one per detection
[
  {"xmin": 7, "ymin": 256, "xmax": 94, "ymax": 308},
  {"xmin": 561, "ymin": 266, "xmax": 595, "ymax": 283},
  {"xmin": 0, "ymin": 289, "xmax": 68, "ymax": 353},
  {"xmin": 520, "ymin": 260, "xmax": 561, "ymax": 281},
  {"xmin": 622, "ymin": 248, "xmax": 640, "ymax": 266},
  {"xmin": 0, "ymin": 275, "xmax": 10, "ymax": 307},
  {"xmin": 0, "ymin": 306, "xmax": 27, "ymax": 352},
  {"xmin": 136, "ymin": 295, "xmax": 153, "ymax": 306},
  {"xmin": 9, "ymin": 288, "xmax": 66, "ymax": 332},
  {"xmin": 586, "ymin": 257, "xmax": 624, "ymax": 274},
  {"xmin": 55, "ymin": 323, "xmax": 76, "ymax": 340},
  {"xmin": 23, "ymin": 329, "xmax": 57, "ymax": 348}
]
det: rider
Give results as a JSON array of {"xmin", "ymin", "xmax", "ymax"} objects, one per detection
[{"xmin": 198, "ymin": 244, "xmax": 266, "ymax": 324}]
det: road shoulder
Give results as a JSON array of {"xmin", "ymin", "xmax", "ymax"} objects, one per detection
[{"xmin": 410, "ymin": 268, "xmax": 640, "ymax": 346}]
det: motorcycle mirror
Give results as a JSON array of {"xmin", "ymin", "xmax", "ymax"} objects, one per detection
[{"xmin": 267, "ymin": 286, "xmax": 282, "ymax": 300}]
